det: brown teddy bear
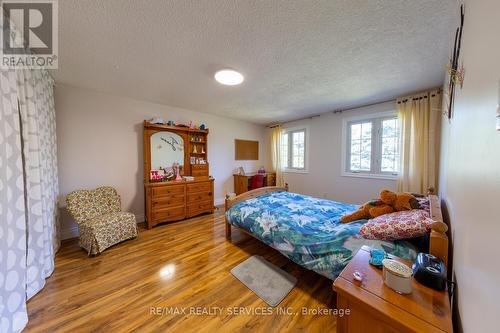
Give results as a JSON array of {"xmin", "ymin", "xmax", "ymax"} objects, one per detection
[
  {"xmin": 340, "ymin": 189, "xmax": 420, "ymax": 223},
  {"xmin": 379, "ymin": 189, "xmax": 420, "ymax": 212}
]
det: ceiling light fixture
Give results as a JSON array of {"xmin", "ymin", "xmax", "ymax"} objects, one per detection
[{"xmin": 214, "ymin": 69, "xmax": 244, "ymax": 86}]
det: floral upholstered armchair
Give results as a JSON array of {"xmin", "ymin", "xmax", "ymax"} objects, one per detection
[{"xmin": 66, "ymin": 186, "xmax": 138, "ymax": 255}]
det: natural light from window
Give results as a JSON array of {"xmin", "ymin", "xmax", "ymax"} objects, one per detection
[
  {"xmin": 345, "ymin": 114, "xmax": 399, "ymax": 178},
  {"xmin": 281, "ymin": 128, "xmax": 307, "ymax": 172}
]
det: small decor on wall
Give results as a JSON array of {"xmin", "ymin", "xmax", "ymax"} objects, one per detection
[
  {"xmin": 445, "ymin": 4, "xmax": 465, "ymax": 119},
  {"xmin": 160, "ymin": 136, "xmax": 183, "ymax": 152}
]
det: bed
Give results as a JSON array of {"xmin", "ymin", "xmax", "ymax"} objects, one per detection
[{"xmin": 225, "ymin": 186, "xmax": 448, "ymax": 280}]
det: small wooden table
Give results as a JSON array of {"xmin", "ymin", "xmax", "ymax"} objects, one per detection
[{"xmin": 333, "ymin": 246, "xmax": 452, "ymax": 333}]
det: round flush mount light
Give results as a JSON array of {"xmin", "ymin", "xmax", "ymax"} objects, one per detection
[{"xmin": 214, "ymin": 69, "xmax": 244, "ymax": 86}]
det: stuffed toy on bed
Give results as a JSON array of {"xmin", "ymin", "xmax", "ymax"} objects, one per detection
[{"xmin": 340, "ymin": 189, "xmax": 420, "ymax": 223}]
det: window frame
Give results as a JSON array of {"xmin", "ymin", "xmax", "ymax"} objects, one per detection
[
  {"xmin": 281, "ymin": 125, "xmax": 309, "ymax": 174},
  {"xmin": 341, "ymin": 111, "xmax": 399, "ymax": 180}
]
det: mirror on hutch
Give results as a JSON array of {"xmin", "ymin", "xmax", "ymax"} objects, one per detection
[{"xmin": 143, "ymin": 120, "xmax": 214, "ymax": 229}]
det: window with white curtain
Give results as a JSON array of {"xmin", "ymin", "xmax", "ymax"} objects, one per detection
[
  {"xmin": 342, "ymin": 112, "xmax": 400, "ymax": 179},
  {"xmin": 281, "ymin": 127, "xmax": 308, "ymax": 172}
]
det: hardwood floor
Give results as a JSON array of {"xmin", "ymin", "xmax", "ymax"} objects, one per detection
[{"xmin": 25, "ymin": 208, "xmax": 337, "ymax": 333}]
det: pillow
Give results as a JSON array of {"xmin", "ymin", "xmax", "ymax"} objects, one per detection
[{"xmin": 360, "ymin": 209, "xmax": 432, "ymax": 241}]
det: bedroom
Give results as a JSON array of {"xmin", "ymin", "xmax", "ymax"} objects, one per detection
[{"xmin": 0, "ymin": 0, "xmax": 498, "ymax": 332}]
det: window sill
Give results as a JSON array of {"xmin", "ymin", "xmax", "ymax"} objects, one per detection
[
  {"xmin": 284, "ymin": 169, "xmax": 309, "ymax": 174},
  {"xmin": 341, "ymin": 172, "xmax": 398, "ymax": 181}
]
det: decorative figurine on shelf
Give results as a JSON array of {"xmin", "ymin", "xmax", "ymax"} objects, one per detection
[
  {"xmin": 149, "ymin": 117, "xmax": 165, "ymax": 125},
  {"xmin": 193, "ymin": 145, "xmax": 198, "ymax": 154},
  {"xmin": 163, "ymin": 167, "xmax": 174, "ymax": 181},
  {"xmin": 167, "ymin": 120, "xmax": 175, "ymax": 126},
  {"xmin": 258, "ymin": 167, "xmax": 265, "ymax": 174},
  {"xmin": 150, "ymin": 170, "xmax": 162, "ymax": 182},
  {"xmin": 188, "ymin": 121, "xmax": 193, "ymax": 129},
  {"xmin": 199, "ymin": 123, "xmax": 206, "ymax": 130},
  {"xmin": 173, "ymin": 163, "xmax": 182, "ymax": 181},
  {"xmin": 201, "ymin": 146, "xmax": 205, "ymax": 154}
]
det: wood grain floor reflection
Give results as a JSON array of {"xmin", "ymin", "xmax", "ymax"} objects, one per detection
[{"xmin": 25, "ymin": 208, "xmax": 336, "ymax": 333}]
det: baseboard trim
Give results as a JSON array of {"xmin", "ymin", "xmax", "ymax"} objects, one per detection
[{"xmin": 60, "ymin": 225, "xmax": 79, "ymax": 240}]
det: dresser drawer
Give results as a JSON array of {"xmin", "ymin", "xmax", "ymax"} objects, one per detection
[
  {"xmin": 186, "ymin": 201, "xmax": 213, "ymax": 217},
  {"xmin": 187, "ymin": 191, "xmax": 213, "ymax": 203},
  {"xmin": 186, "ymin": 181, "xmax": 211, "ymax": 193},
  {"xmin": 191, "ymin": 164, "xmax": 208, "ymax": 170},
  {"xmin": 152, "ymin": 195, "xmax": 185, "ymax": 208},
  {"xmin": 152, "ymin": 184, "xmax": 185, "ymax": 197},
  {"xmin": 192, "ymin": 170, "xmax": 208, "ymax": 177},
  {"xmin": 152, "ymin": 206, "xmax": 185, "ymax": 221}
]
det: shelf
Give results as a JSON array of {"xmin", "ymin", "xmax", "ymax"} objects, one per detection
[
  {"xmin": 190, "ymin": 153, "xmax": 206, "ymax": 155},
  {"xmin": 143, "ymin": 121, "xmax": 209, "ymax": 134}
]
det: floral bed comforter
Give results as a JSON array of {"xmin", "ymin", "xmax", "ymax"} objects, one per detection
[{"xmin": 225, "ymin": 191, "xmax": 417, "ymax": 280}]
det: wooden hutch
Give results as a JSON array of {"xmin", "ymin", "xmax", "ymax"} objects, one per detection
[{"xmin": 143, "ymin": 121, "xmax": 214, "ymax": 229}]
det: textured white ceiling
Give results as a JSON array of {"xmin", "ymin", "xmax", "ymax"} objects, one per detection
[{"xmin": 53, "ymin": 0, "xmax": 458, "ymax": 124}]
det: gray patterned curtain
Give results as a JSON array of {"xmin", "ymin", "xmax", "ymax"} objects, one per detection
[
  {"xmin": 0, "ymin": 70, "xmax": 29, "ymax": 332},
  {"xmin": 17, "ymin": 68, "xmax": 59, "ymax": 299},
  {"xmin": 1, "ymin": 26, "xmax": 59, "ymax": 333},
  {"xmin": 0, "ymin": 68, "xmax": 58, "ymax": 333}
]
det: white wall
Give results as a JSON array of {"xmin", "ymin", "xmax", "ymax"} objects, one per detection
[
  {"xmin": 438, "ymin": 1, "xmax": 500, "ymax": 331},
  {"xmin": 281, "ymin": 101, "xmax": 397, "ymax": 204},
  {"xmin": 56, "ymin": 84, "xmax": 270, "ymax": 239}
]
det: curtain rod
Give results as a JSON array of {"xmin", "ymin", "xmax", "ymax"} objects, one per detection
[{"xmin": 267, "ymin": 98, "xmax": 396, "ymax": 128}]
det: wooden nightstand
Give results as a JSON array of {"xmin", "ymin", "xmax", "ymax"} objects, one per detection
[{"xmin": 333, "ymin": 246, "xmax": 452, "ymax": 333}]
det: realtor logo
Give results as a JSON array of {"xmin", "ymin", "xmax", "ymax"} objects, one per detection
[{"xmin": 1, "ymin": 0, "xmax": 58, "ymax": 68}]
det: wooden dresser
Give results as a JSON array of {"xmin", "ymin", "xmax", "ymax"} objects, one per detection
[
  {"xmin": 143, "ymin": 121, "xmax": 214, "ymax": 229},
  {"xmin": 333, "ymin": 246, "xmax": 452, "ymax": 333},
  {"xmin": 145, "ymin": 178, "xmax": 214, "ymax": 228}
]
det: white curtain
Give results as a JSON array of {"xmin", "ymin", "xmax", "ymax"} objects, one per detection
[
  {"xmin": 1, "ymin": 17, "xmax": 59, "ymax": 333},
  {"xmin": 397, "ymin": 90, "xmax": 442, "ymax": 194},
  {"xmin": 271, "ymin": 125, "xmax": 285, "ymax": 187}
]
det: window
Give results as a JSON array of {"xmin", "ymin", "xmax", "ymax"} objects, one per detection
[
  {"xmin": 281, "ymin": 127, "xmax": 308, "ymax": 172},
  {"xmin": 343, "ymin": 113, "xmax": 400, "ymax": 179}
]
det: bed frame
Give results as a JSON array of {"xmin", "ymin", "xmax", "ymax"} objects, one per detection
[{"xmin": 225, "ymin": 186, "xmax": 449, "ymax": 268}]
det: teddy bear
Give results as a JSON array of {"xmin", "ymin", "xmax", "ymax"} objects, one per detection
[
  {"xmin": 379, "ymin": 189, "xmax": 420, "ymax": 212},
  {"xmin": 339, "ymin": 199, "xmax": 394, "ymax": 223},
  {"xmin": 340, "ymin": 189, "xmax": 420, "ymax": 223}
]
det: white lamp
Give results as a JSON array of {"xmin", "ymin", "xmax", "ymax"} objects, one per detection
[{"xmin": 214, "ymin": 69, "xmax": 244, "ymax": 86}]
